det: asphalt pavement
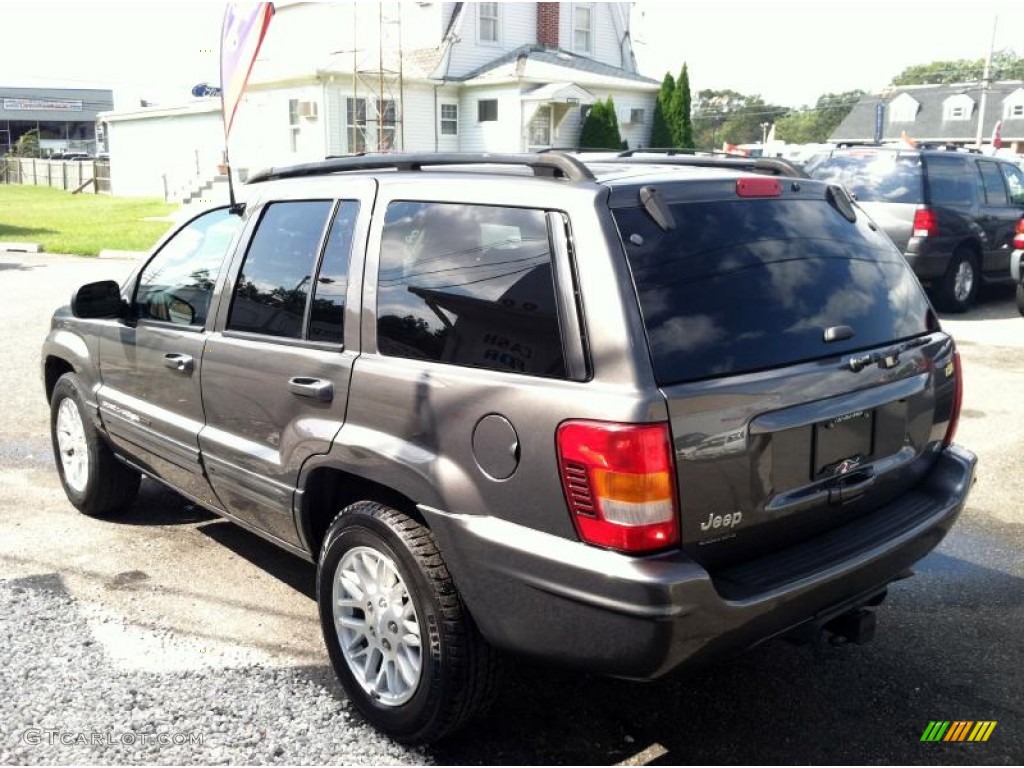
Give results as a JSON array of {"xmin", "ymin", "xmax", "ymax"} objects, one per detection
[{"xmin": 1, "ymin": 252, "xmax": 1021, "ymax": 765}]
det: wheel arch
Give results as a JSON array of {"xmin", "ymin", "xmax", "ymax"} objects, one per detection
[{"xmin": 297, "ymin": 464, "xmax": 428, "ymax": 558}]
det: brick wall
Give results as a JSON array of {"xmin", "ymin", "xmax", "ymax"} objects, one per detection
[{"xmin": 537, "ymin": 2, "xmax": 559, "ymax": 48}]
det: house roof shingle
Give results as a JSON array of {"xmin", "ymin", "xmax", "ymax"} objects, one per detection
[
  {"xmin": 456, "ymin": 45, "xmax": 660, "ymax": 88},
  {"xmin": 831, "ymin": 81, "xmax": 1024, "ymax": 143}
]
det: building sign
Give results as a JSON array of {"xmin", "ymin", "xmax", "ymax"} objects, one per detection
[{"xmin": 3, "ymin": 98, "xmax": 83, "ymax": 112}]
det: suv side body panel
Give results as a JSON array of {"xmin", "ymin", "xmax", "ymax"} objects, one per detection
[{"xmin": 300, "ymin": 176, "xmax": 665, "ymax": 545}]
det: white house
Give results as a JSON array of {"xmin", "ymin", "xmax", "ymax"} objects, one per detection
[{"xmin": 101, "ymin": 2, "xmax": 659, "ymax": 199}]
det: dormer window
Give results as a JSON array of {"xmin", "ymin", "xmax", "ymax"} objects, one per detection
[
  {"xmin": 888, "ymin": 93, "xmax": 920, "ymax": 123},
  {"xmin": 1004, "ymin": 88, "xmax": 1024, "ymax": 119},
  {"xmin": 942, "ymin": 94, "xmax": 974, "ymax": 121},
  {"xmin": 478, "ymin": 2, "xmax": 500, "ymax": 45}
]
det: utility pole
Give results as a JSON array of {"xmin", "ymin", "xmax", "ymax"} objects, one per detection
[{"xmin": 975, "ymin": 15, "xmax": 998, "ymax": 150}]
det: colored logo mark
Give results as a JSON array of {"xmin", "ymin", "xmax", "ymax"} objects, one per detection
[{"xmin": 920, "ymin": 721, "xmax": 997, "ymax": 742}]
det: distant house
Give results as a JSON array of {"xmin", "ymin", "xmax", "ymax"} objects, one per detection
[
  {"xmin": 101, "ymin": 2, "xmax": 659, "ymax": 199},
  {"xmin": 831, "ymin": 81, "xmax": 1024, "ymax": 153}
]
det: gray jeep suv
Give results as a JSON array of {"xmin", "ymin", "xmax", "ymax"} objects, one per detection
[{"xmin": 42, "ymin": 152, "xmax": 976, "ymax": 744}]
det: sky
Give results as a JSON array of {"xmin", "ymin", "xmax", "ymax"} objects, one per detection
[{"xmin": 1, "ymin": 0, "xmax": 1022, "ymax": 109}]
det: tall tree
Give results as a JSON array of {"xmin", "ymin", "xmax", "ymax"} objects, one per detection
[
  {"xmin": 673, "ymin": 64, "xmax": 695, "ymax": 148},
  {"xmin": 774, "ymin": 90, "xmax": 864, "ymax": 144},
  {"xmin": 892, "ymin": 49, "xmax": 1023, "ymax": 85},
  {"xmin": 649, "ymin": 72, "xmax": 675, "ymax": 147},
  {"xmin": 691, "ymin": 90, "xmax": 788, "ymax": 150},
  {"xmin": 579, "ymin": 98, "xmax": 623, "ymax": 150}
]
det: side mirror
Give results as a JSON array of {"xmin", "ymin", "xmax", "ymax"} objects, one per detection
[{"xmin": 71, "ymin": 280, "xmax": 126, "ymax": 319}]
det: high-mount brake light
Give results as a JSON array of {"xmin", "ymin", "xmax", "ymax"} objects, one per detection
[
  {"xmin": 736, "ymin": 177, "xmax": 781, "ymax": 198},
  {"xmin": 557, "ymin": 421, "xmax": 679, "ymax": 554}
]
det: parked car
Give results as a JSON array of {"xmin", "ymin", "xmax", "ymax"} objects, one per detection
[
  {"xmin": 42, "ymin": 152, "xmax": 976, "ymax": 744},
  {"xmin": 805, "ymin": 146, "xmax": 1024, "ymax": 312}
]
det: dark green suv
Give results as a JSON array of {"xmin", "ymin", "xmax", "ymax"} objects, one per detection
[
  {"xmin": 806, "ymin": 146, "xmax": 1024, "ymax": 312},
  {"xmin": 43, "ymin": 153, "xmax": 976, "ymax": 743}
]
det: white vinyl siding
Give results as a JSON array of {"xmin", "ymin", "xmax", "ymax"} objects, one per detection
[
  {"xmin": 459, "ymin": 86, "xmax": 521, "ymax": 152},
  {"xmin": 560, "ymin": 2, "xmax": 625, "ymax": 67},
  {"xmin": 445, "ymin": 3, "xmax": 536, "ymax": 79}
]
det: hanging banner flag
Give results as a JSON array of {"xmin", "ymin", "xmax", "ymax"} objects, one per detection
[
  {"xmin": 220, "ymin": 2, "xmax": 275, "ymax": 139},
  {"xmin": 991, "ymin": 120, "xmax": 1003, "ymax": 150}
]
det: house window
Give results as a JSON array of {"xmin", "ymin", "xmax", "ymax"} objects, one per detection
[
  {"xmin": 440, "ymin": 103, "xmax": 458, "ymax": 135},
  {"xmin": 630, "ymin": 108, "xmax": 646, "ymax": 125},
  {"xmin": 478, "ymin": 2, "xmax": 499, "ymax": 44},
  {"xmin": 1007, "ymin": 103, "xmax": 1024, "ymax": 119},
  {"xmin": 573, "ymin": 5, "xmax": 593, "ymax": 54},
  {"xmin": 377, "ymin": 99, "xmax": 396, "ymax": 150},
  {"xmin": 347, "ymin": 97, "xmax": 367, "ymax": 154},
  {"xmin": 943, "ymin": 96, "xmax": 973, "ymax": 121},
  {"xmin": 478, "ymin": 99, "xmax": 498, "ymax": 122},
  {"xmin": 288, "ymin": 98, "xmax": 300, "ymax": 152}
]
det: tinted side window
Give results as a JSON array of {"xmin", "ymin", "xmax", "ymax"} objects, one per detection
[
  {"xmin": 376, "ymin": 202, "xmax": 566, "ymax": 378},
  {"xmin": 227, "ymin": 201, "xmax": 333, "ymax": 339},
  {"xmin": 1001, "ymin": 163, "xmax": 1024, "ymax": 205},
  {"xmin": 135, "ymin": 208, "xmax": 240, "ymax": 326},
  {"xmin": 308, "ymin": 202, "xmax": 359, "ymax": 344},
  {"xmin": 977, "ymin": 161, "xmax": 1008, "ymax": 206},
  {"xmin": 925, "ymin": 155, "xmax": 975, "ymax": 207}
]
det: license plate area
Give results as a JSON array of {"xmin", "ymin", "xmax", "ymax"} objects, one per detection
[{"xmin": 814, "ymin": 409, "xmax": 874, "ymax": 477}]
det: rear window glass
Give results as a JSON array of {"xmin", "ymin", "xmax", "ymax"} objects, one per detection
[
  {"xmin": 805, "ymin": 153, "xmax": 923, "ymax": 204},
  {"xmin": 613, "ymin": 198, "xmax": 935, "ymax": 385}
]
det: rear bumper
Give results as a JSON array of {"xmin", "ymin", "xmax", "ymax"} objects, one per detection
[
  {"xmin": 902, "ymin": 240, "xmax": 953, "ymax": 281},
  {"xmin": 422, "ymin": 444, "xmax": 976, "ymax": 679}
]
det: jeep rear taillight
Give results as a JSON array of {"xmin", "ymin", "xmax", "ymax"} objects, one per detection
[
  {"xmin": 943, "ymin": 350, "xmax": 963, "ymax": 447},
  {"xmin": 1013, "ymin": 217, "xmax": 1024, "ymax": 250},
  {"xmin": 913, "ymin": 207, "xmax": 938, "ymax": 238},
  {"xmin": 556, "ymin": 421, "xmax": 679, "ymax": 553}
]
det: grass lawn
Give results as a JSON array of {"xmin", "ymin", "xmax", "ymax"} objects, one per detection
[{"xmin": 0, "ymin": 185, "xmax": 174, "ymax": 256}]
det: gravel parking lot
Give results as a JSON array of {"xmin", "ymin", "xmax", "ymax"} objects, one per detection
[{"xmin": 1, "ymin": 253, "xmax": 1021, "ymax": 765}]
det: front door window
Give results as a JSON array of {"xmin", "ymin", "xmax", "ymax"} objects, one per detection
[{"xmin": 528, "ymin": 105, "xmax": 552, "ymax": 149}]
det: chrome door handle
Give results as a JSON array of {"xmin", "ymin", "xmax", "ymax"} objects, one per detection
[
  {"xmin": 288, "ymin": 377, "xmax": 333, "ymax": 402},
  {"xmin": 163, "ymin": 353, "xmax": 194, "ymax": 374}
]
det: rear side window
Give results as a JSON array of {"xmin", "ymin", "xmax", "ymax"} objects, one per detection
[
  {"xmin": 613, "ymin": 197, "xmax": 935, "ymax": 385},
  {"xmin": 805, "ymin": 153, "xmax": 923, "ymax": 204},
  {"xmin": 924, "ymin": 155, "xmax": 975, "ymax": 207},
  {"xmin": 977, "ymin": 161, "xmax": 1008, "ymax": 206},
  {"xmin": 228, "ymin": 200, "xmax": 333, "ymax": 339},
  {"xmin": 376, "ymin": 202, "xmax": 567, "ymax": 378},
  {"xmin": 1001, "ymin": 163, "xmax": 1024, "ymax": 205}
]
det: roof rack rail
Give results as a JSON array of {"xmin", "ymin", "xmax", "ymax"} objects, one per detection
[
  {"xmin": 605, "ymin": 152, "xmax": 808, "ymax": 179},
  {"xmin": 617, "ymin": 147, "xmax": 722, "ymax": 157},
  {"xmin": 246, "ymin": 152, "xmax": 596, "ymax": 184}
]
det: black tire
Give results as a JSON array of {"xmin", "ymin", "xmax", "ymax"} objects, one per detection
[
  {"xmin": 935, "ymin": 248, "xmax": 979, "ymax": 313},
  {"xmin": 1016, "ymin": 282, "xmax": 1024, "ymax": 317},
  {"xmin": 316, "ymin": 501, "xmax": 501, "ymax": 744},
  {"xmin": 50, "ymin": 373, "xmax": 140, "ymax": 517}
]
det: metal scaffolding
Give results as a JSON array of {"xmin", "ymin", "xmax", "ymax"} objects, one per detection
[{"xmin": 348, "ymin": 1, "xmax": 405, "ymax": 153}]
